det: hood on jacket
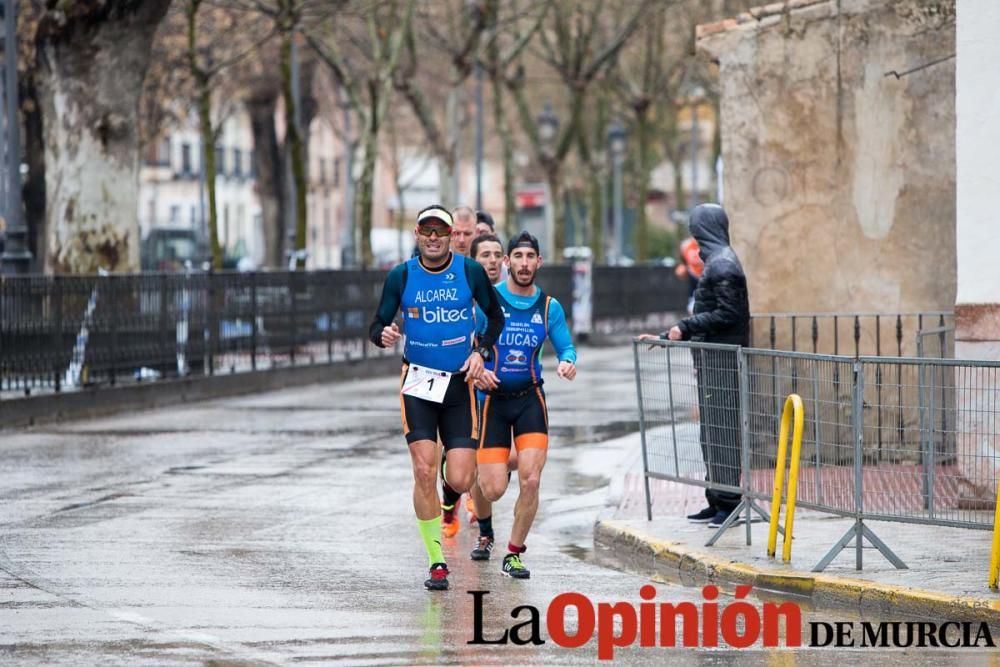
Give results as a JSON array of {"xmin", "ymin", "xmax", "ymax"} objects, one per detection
[{"xmin": 688, "ymin": 204, "xmax": 730, "ymax": 262}]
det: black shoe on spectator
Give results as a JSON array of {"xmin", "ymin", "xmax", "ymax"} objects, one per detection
[
  {"xmin": 686, "ymin": 506, "xmax": 716, "ymax": 523},
  {"xmin": 708, "ymin": 510, "xmax": 744, "ymax": 528}
]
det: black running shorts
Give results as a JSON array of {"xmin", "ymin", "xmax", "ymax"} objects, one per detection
[
  {"xmin": 477, "ymin": 386, "xmax": 549, "ymax": 464},
  {"xmin": 399, "ymin": 363, "xmax": 478, "ymax": 450}
]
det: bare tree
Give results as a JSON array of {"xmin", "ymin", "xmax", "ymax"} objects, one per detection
[
  {"xmin": 383, "ymin": 110, "xmax": 431, "ymax": 262},
  {"xmin": 504, "ymin": 0, "xmax": 655, "ymax": 259},
  {"xmin": 392, "ymin": 0, "xmax": 496, "ymax": 204},
  {"xmin": 306, "ymin": 0, "xmax": 415, "ymax": 268},
  {"xmin": 610, "ymin": 4, "xmax": 681, "ymax": 262},
  {"xmin": 574, "ymin": 88, "xmax": 611, "ymax": 263},
  {"xmin": 182, "ymin": 0, "xmax": 274, "ymax": 268},
  {"xmin": 477, "ymin": 0, "xmax": 548, "ymax": 237},
  {"xmin": 226, "ymin": 0, "xmax": 335, "ymax": 267},
  {"xmin": 612, "ymin": 0, "xmax": 755, "ymax": 260}
]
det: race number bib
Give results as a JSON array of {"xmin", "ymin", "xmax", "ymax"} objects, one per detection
[{"xmin": 401, "ymin": 365, "xmax": 451, "ymax": 404}]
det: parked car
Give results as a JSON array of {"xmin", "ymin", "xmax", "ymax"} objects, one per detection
[{"xmin": 141, "ymin": 228, "xmax": 209, "ymax": 272}]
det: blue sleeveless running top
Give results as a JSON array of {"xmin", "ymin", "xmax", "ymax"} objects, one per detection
[{"xmin": 400, "ymin": 254, "xmax": 476, "ymax": 372}]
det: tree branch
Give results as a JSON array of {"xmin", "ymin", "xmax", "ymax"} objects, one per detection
[
  {"xmin": 582, "ymin": 0, "xmax": 658, "ymax": 82},
  {"xmin": 305, "ymin": 31, "xmax": 365, "ymax": 122}
]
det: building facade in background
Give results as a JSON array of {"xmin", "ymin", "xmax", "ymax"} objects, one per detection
[{"xmin": 138, "ymin": 110, "xmax": 263, "ymax": 269}]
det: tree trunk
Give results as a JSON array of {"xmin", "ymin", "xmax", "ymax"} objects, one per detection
[
  {"xmin": 672, "ymin": 156, "xmax": 687, "ymax": 214},
  {"xmin": 356, "ymin": 115, "xmax": 378, "ymax": 268},
  {"xmin": 437, "ymin": 86, "xmax": 460, "ymax": 205},
  {"xmin": 186, "ymin": 0, "xmax": 222, "ymax": 269},
  {"xmin": 35, "ymin": 0, "xmax": 172, "ymax": 274},
  {"xmin": 395, "ymin": 182, "xmax": 407, "ymax": 262},
  {"xmin": 280, "ymin": 33, "xmax": 308, "ymax": 268},
  {"xmin": 575, "ymin": 122, "xmax": 605, "ymax": 264},
  {"xmin": 197, "ymin": 79, "xmax": 222, "ymax": 269},
  {"xmin": 247, "ymin": 90, "xmax": 285, "ymax": 268},
  {"xmin": 490, "ymin": 72, "xmax": 515, "ymax": 237},
  {"xmin": 546, "ymin": 166, "xmax": 563, "ymax": 261},
  {"xmin": 661, "ymin": 106, "xmax": 685, "ymax": 214},
  {"xmin": 634, "ymin": 108, "xmax": 651, "ymax": 262}
]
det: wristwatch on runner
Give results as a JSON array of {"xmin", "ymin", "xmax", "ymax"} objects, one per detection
[{"xmin": 474, "ymin": 345, "xmax": 493, "ymax": 362}]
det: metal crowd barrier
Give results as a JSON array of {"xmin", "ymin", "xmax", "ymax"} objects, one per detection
[{"xmin": 633, "ymin": 338, "xmax": 1000, "ymax": 573}]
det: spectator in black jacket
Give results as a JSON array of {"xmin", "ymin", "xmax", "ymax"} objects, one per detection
[{"xmin": 641, "ymin": 203, "xmax": 750, "ymax": 528}]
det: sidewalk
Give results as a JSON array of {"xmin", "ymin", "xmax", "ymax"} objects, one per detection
[{"xmin": 596, "ymin": 433, "xmax": 1000, "ymax": 624}]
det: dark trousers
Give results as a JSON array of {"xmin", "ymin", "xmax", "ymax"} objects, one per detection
[{"xmin": 694, "ymin": 348, "xmax": 743, "ymax": 512}]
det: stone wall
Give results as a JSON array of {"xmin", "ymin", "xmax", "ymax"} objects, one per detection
[{"xmin": 698, "ymin": 0, "xmax": 956, "ymax": 327}]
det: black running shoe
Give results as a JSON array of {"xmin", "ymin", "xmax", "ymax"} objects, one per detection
[
  {"xmin": 424, "ymin": 562, "xmax": 449, "ymax": 590},
  {"xmin": 502, "ymin": 553, "xmax": 530, "ymax": 579},
  {"xmin": 686, "ymin": 506, "xmax": 716, "ymax": 523},
  {"xmin": 708, "ymin": 510, "xmax": 744, "ymax": 528},
  {"xmin": 470, "ymin": 535, "xmax": 495, "ymax": 561}
]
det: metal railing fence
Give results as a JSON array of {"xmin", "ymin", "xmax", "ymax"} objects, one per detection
[
  {"xmin": 750, "ymin": 311, "xmax": 954, "ymax": 357},
  {"xmin": 592, "ymin": 265, "xmax": 688, "ymax": 325},
  {"xmin": 0, "ymin": 270, "xmax": 389, "ymax": 395},
  {"xmin": 1, "ymin": 266, "xmax": 686, "ymax": 397},
  {"xmin": 634, "ymin": 338, "xmax": 1000, "ymax": 572}
]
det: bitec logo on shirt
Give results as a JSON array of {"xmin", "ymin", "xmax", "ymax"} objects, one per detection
[
  {"xmin": 409, "ymin": 306, "xmax": 470, "ymax": 323},
  {"xmin": 409, "ymin": 287, "xmax": 471, "ymax": 323}
]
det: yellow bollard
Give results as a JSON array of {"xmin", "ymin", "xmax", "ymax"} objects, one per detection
[
  {"xmin": 989, "ymin": 480, "xmax": 1000, "ymax": 589},
  {"xmin": 767, "ymin": 394, "xmax": 805, "ymax": 562}
]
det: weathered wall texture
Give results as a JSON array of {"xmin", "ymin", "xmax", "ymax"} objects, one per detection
[{"xmin": 698, "ymin": 0, "xmax": 956, "ymax": 328}]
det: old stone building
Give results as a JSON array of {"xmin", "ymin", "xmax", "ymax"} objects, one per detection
[{"xmin": 698, "ymin": 0, "xmax": 956, "ymax": 335}]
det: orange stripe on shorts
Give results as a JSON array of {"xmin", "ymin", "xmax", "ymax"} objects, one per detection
[
  {"xmin": 477, "ymin": 396, "xmax": 491, "ymax": 449},
  {"xmin": 514, "ymin": 432, "xmax": 548, "ymax": 451},
  {"xmin": 468, "ymin": 378, "xmax": 478, "ymax": 438},
  {"xmin": 535, "ymin": 387, "xmax": 548, "ymax": 429},
  {"xmin": 477, "ymin": 447, "xmax": 512, "ymax": 464},
  {"xmin": 399, "ymin": 363, "xmax": 410, "ymax": 435}
]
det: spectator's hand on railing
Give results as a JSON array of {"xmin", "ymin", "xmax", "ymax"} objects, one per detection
[{"xmin": 638, "ymin": 332, "xmax": 663, "ymax": 350}]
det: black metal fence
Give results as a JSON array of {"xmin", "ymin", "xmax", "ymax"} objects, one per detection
[
  {"xmin": 749, "ymin": 312, "xmax": 955, "ymax": 358},
  {"xmin": 1, "ymin": 271, "xmax": 389, "ymax": 395},
  {"xmin": 1, "ymin": 266, "xmax": 686, "ymax": 397}
]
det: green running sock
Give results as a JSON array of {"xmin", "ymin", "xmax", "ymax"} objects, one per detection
[{"xmin": 417, "ymin": 515, "xmax": 445, "ymax": 566}]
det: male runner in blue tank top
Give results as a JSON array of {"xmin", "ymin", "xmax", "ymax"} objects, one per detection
[
  {"xmin": 369, "ymin": 205, "xmax": 504, "ymax": 591},
  {"xmin": 469, "ymin": 231, "xmax": 577, "ymax": 579}
]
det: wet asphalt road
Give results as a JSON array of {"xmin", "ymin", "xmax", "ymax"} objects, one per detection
[{"xmin": 0, "ymin": 346, "xmax": 986, "ymax": 664}]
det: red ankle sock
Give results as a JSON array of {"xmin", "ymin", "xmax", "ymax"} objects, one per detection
[{"xmin": 507, "ymin": 542, "xmax": 526, "ymax": 554}]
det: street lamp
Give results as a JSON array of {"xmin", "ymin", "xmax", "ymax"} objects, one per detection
[
  {"xmin": 537, "ymin": 102, "xmax": 559, "ymax": 147},
  {"xmin": 607, "ymin": 120, "xmax": 627, "ymax": 265},
  {"xmin": 537, "ymin": 102, "xmax": 559, "ymax": 254}
]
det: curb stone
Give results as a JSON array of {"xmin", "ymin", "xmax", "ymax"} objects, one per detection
[{"xmin": 594, "ymin": 520, "xmax": 1000, "ymax": 624}]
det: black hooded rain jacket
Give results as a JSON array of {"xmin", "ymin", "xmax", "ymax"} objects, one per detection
[{"xmin": 674, "ymin": 204, "xmax": 750, "ymax": 346}]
